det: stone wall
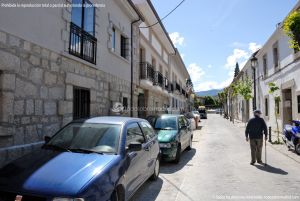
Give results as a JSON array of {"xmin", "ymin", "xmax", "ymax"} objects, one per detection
[
  {"xmin": 145, "ymin": 90, "xmax": 169, "ymax": 116},
  {"xmin": 0, "ymin": 30, "xmax": 133, "ymax": 167}
]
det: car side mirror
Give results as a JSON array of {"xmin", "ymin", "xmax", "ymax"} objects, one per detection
[
  {"xmin": 44, "ymin": 136, "xmax": 51, "ymax": 143},
  {"xmin": 127, "ymin": 142, "xmax": 142, "ymax": 152}
]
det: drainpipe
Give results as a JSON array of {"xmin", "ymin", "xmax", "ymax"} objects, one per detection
[
  {"xmin": 252, "ymin": 67, "xmax": 257, "ymax": 110},
  {"xmin": 130, "ymin": 18, "xmax": 141, "ymax": 117}
]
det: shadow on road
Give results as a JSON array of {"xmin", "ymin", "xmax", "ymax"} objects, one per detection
[
  {"xmin": 129, "ymin": 177, "xmax": 163, "ymax": 201},
  {"xmin": 254, "ymin": 164, "xmax": 288, "ymax": 175},
  {"xmin": 160, "ymin": 148, "xmax": 196, "ymax": 174}
]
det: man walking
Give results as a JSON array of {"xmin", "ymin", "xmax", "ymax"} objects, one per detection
[{"xmin": 245, "ymin": 110, "xmax": 268, "ymax": 165}]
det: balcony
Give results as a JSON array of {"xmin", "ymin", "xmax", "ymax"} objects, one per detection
[
  {"xmin": 69, "ymin": 22, "xmax": 97, "ymax": 64},
  {"xmin": 140, "ymin": 62, "xmax": 155, "ymax": 81},
  {"xmin": 169, "ymin": 83, "xmax": 174, "ymax": 93},
  {"xmin": 175, "ymin": 82, "xmax": 181, "ymax": 92},
  {"xmin": 164, "ymin": 77, "xmax": 169, "ymax": 91},
  {"xmin": 154, "ymin": 71, "xmax": 164, "ymax": 87}
]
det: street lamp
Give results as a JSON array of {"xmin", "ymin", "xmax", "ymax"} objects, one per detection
[
  {"xmin": 250, "ymin": 55, "xmax": 258, "ymax": 110},
  {"xmin": 250, "ymin": 55, "xmax": 258, "ymax": 68}
]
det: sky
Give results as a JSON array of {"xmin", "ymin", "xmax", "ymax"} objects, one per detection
[{"xmin": 152, "ymin": 0, "xmax": 298, "ymax": 92}]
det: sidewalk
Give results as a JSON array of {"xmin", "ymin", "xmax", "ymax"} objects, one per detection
[{"xmin": 229, "ymin": 118, "xmax": 300, "ymax": 164}]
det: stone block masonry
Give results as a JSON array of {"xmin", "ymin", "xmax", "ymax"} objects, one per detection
[{"xmin": 0, "ymin": 30, "xmax": 133, "ymax": 167}]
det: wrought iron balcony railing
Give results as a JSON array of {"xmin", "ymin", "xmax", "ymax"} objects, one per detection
[
  {"xmin": 154, "ymin": 71, "xmax": 164, "ymax": 87},
  {"xmin": 175, "ymin": 82, "xmax": 181, "ymax": 92},
  {"xmin": 182, "ymin": 89, "xmax": 186, "ymax": 95},
  {"xmin": 69, "ymin": 22, "xmax": 97, "ymax": 64},
  {"xmin": 140, "ymin": 62, "xmax": 154, "ymax": 81},
  {"xmin": 169, "ymin": 83, "xmax": 174, "ymax": 93},
  {"xmin": 164, "ymin": 77, "xmax": 169, "ymax": 90}
]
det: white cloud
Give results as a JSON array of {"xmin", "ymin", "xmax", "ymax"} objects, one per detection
[
  {"xmin": 193, "ymin": 42, "xmax": 262, "ymax": 92},
  {"xmin": 249, "ymin": 42, "xmax": 262, "ymax": 53},
  {"xmin": 180, "ymin": 54, "xmax": 185, "ymax": 60},
  {"xmin": 194, "ymin": 77, "xmax": 233, "ymax": 92},
  {"xmin": 187, "ymin": 63, "xmax": 205, "ymax": 83},
  {"xmin": 225, "ymin": 42, "xmax": 261, "ymax": 74},
  {"xmin": 169, "ymin": 32, "xmax": 185, "ymax": 47},
  {"xmin": 225, "ymin": 48, "xmax": 248, "ymax": 69}
]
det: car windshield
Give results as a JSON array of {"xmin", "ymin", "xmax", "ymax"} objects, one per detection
[
  {"xmin": 154, "ymin": 116, "xmax": 177, "ymax": 130},
  {"xmin": 192, "ymin": 111, "xmax": 200, "ymax": 115},
  {"xmin": 44, "ymin": 123, "xmax": 121, "ymax": 154}
]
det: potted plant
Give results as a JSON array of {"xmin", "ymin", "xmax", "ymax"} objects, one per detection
[{"xmin": 283, "ymin": 10, "xmax": 300, "ymax": 51}]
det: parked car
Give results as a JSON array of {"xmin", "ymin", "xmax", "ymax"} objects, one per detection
[
  {"xmin": 0, "ymin": 117, "xmax": 160, "ymax": 201},
  {"xmin": 148, "ymin": 114, "xmax": 193, "ymax": 163},
  {"xmin": 191, "ymin": 111, "xmax": 201, "ymax": 122},
  {"xmin": 184, "ymin": 112, "xmax": 197, "ymax": 130},
  {"xmin": 198, "ymin": 109, "xmax": 207, "ymax": 119}
]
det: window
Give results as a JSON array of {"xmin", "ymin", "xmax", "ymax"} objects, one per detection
[
  {"xmin": 126, "ymin": 123, "xmax": 145, "ymax": 146},
  {"xmin": 70, "ymin": 0, "xmax": 96, "ymax": 64},
  {"xmin": 139, "ymin": 122, "xmax": 156, "ymax": 140},
  {"xmin": 121, "ymin": 35, "xmax": 127, "ymax": 59},
  {"xmin": 298, "ymin": 95, "xmax": 300, "ymax": 113},
  {"xmin": 112, "ymin": 28, "xmax": 116, "ymax": 51},
  {"xmin": 152, "ymin": 58, "xmax": 156, "ymax": 68},
  {"xmin": 263, "ymin": 54, "xmax": 268, "ymax": 77},
  {"xmin": 123, "ymin": 97, "xmax": 128, "ymax": 110},
  {"xmin": 73, "ymin": 87, "xmax": 90, "ymax": 120},
  {"xmin": 265, "ymin": 98, "xmax": 269, "ymax": 116},
  {"xmin": 273, "ymin": 43, "xmax": 279, "ymax": 69},
  {"xmin": 47, "ymin": 123, "xmax": 121, "ymax": 153}
]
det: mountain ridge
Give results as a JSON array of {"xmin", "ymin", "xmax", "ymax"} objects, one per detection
[{"xmin": 196, "ymin": 89, "xmax": 223, "ymax": 97}]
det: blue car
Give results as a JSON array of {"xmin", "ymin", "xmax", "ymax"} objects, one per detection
[{"xmin": 0, "ymin": 117, "xmax": 160, "ymax": 201}]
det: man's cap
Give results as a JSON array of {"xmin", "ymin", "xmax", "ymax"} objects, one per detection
[{"xmin": 254, "ymin": 109, "xmax": 262, "ymax": 114}]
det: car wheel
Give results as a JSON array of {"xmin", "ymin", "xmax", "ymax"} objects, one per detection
[
  {"xmin": 295, "ymin": 144, "xmax": 300, "ymax": 155},
  {"xmin": 186, "ymin": 136, "xmax": 192, "ymax": 151},
  {"xmin": 150, "ymin": 158, "xmax": 160, "ymax": 181},
  {"xmin": 174, "ymin": 144, "xmax": 181, "ymax": 164}
]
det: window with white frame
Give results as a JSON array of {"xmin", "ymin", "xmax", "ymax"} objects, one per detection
[
  {"xmin": 265, "ymin": 97, "xmax": 269, "ymax": 116},
  {"xmin": 112, "ymin": 27, "xmax": 116, "ymax": 52},
  {"xmin": 263, "ymin": 54, "xmax": 268, "ymax": 77},
  {"xmin": 273, "ymin": 42, "xmax": 279, "ymax": 69},
  {"xmin": 120, "ymin": 35, "xmax": 128, "ymax": 59}
]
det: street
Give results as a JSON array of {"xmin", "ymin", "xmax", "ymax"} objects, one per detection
[{"xmin": 131, "ymin": 114, "xmax": 300, "ymax": 201}]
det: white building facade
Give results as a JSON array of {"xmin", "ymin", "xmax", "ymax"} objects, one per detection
[{"xmin": 229, "ymin": 1, "xmax": 300, "ymax": 135}]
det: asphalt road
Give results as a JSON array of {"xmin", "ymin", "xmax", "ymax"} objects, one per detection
[{"xmin": 130, "ymin": 114, "xmax": 300, "ymax": 201}]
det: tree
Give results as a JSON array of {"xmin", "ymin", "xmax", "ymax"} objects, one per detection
[
  {"xmin": 229, "ymin": 82, "xmax": 239, "ymax": 122},
  {"xmin": 268, "ymin": 82, "xmax": 281, "ymax": 144},
  {"xmin": 236, "ymin": 78, "xmax": 253, "ymax": 123},
  {"xmin": 194, "ymin": 97, "xmax": 201, "ymax": 109},
  {"xmin": 234, "ymin": 62, "xmax": 240, "ymax": 78},
  {"xmin": 204, "ymin": 96, "xmax": 216, "ymax": 106},
  {"xmin": 236, "ymin": 78, "xmax": 253, "ymax": 101},
  {"xmin": 283, "ymin": 10, "xmax": 300, "ymax": 51}
]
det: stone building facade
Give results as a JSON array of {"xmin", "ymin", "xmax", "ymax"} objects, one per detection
[
  {"xmin": 134, "ymin": 0, "xmax": 192, "ymax": 117},
  {"xmin": 0, "ymin": 0, "xmax": 192, "ymax": 167},
  {"xmin": 0, "ymin": 0, "xmax": 142, "ymax": 167}
]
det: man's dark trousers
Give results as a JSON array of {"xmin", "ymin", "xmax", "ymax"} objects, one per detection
[{"xmin": 250, "ymin": 138, "xmax": 263, "ymax": 163}]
